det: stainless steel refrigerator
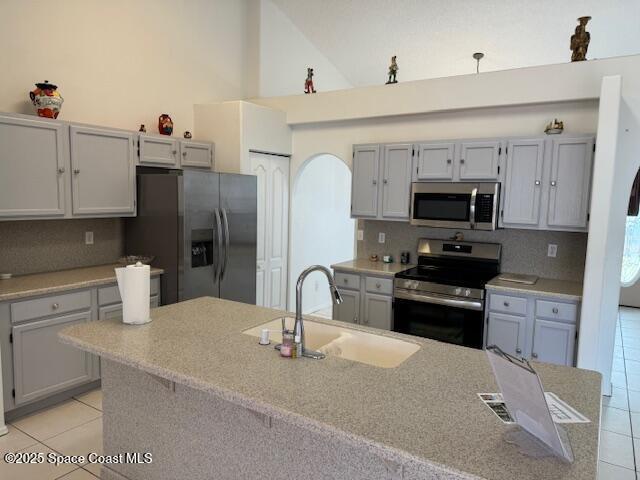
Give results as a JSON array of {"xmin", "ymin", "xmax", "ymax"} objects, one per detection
[{"xmin": 125, "ymin": 167, "xmax": 257, "ymax": 305}]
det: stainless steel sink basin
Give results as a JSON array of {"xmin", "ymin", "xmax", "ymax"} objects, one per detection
[{"xmin": 243, "ymin": 318, "xmax": 421, "ymax": 368}]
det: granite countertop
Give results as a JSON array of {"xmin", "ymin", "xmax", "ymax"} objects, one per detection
[
  {"xmin": 331, "ymin": 259, "xmax": 413, "ymax": 277},
  {"xmin": 486, "ymin": 275, "xmax": 583, "ymax": 301},
  {"xmin": 60, "ymin": 297, "xmax": 600, "ymax": 480},
  {"xmin": 0, "ymin": 264, "xmax": 164, "ymax": 302}
]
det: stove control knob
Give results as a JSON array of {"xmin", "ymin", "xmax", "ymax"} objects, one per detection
[{"xmin": 464, "ymin": 289, "xmax": 471, "ymax": 297}]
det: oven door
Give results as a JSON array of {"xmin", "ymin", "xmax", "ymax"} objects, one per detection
[
  {"xmin": 393, "ymin": 290, "xmax": 485, "ymax": 349},
  {"xmin": 410, "ymin": 182, "xmax": 474, "ymax": 229}
]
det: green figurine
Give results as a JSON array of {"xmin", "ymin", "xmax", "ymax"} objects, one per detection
[{"xmin": 386, "ymin": 55, "xmax": 398, "ymax": 84}]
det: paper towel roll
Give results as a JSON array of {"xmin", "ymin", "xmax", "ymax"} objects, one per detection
[{"xmin": 115, "ymin": 262, "xmax": 151, "ymax": 325}]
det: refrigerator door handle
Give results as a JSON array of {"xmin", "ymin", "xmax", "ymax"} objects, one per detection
[
  {"xmin": 214, "ymin": 208, "xmax": 223, "ymax": 282},
  {"xmin": 221, "ymin": 208, "xmax": 230, "ymax": 280}
]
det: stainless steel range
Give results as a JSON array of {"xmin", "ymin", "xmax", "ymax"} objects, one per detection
[{"xmin": 393, "ymin": 238, "xmax": 501, "ymax": 349}]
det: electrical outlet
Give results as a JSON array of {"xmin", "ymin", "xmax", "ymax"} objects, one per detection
[
  {"xmin": 357, "ymin": 229, "xmax": 364, "ymax": 241},
  {"xmin": 85, "ymin": 231, "xmax": 94, "ymax": 245},
  {"xmin": 547, "ymin": 244, "xmax": 557, "ymax": 258},
  {"xmin": 378, "ymin": 232, "xmax": 386, "ymax": 244}
]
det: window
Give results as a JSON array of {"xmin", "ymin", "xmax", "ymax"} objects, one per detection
[{"xmin": 621, "ymin": 215, "xmax": 640, "ymax": 287}]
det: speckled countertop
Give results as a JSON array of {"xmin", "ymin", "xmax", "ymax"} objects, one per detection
[
  {"xmin": 60, "ymin": 297, "xmax": 600, "ymax": 480},
  {"xmin": 0, "ymin": 264, "xmax": 163, "ymax": 302},
  {"xmin": 486, "ymin": 275, "xmax": 583, "ymax": 301},
  {"xmin": 331, "ymin": 259, "xmax": 413, "ymax": 277}
]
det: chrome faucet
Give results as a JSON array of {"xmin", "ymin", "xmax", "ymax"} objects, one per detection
[{"xmin": 294, "ymin": 265, "xmax": 343, "ymax": 359}]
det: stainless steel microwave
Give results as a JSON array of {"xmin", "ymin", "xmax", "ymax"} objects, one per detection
[{"xmin": 410, "ymin": 182, "xmax": 500, "ymax": 230}]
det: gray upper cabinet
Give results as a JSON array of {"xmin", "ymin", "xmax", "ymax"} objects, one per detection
[
  {"xmin": 70, "ymin": 126, "xmax": 136, "ymax": 216},
  {"xmin": 12, "ymin": 310, "xmax": 93, "ymax": 406},
  {"xmin": 501, "ymin": 139, "xmax": 545, "ymax": 227},
  {"xmin": 0, "ymin": 115, "xmax": 68, "ymax": 218},
  {"xmin": 180, "ymin": 140, "xmax": 214, "ymax": 169},
  {"xmin": 351, "ymin": 145, "xmax": 380, "ymax": 218},
  {"xmin": 547, "ymin": 137, "xmax": 593, "ymax": 230},
  {"xmin": 363, "ymin": 293, "xmax": 392, "ymax": 330},
  {"xmin": 414, "ymin": 142, "xmax": 454, "ymax": 180},
  {"xmin": 458, "ymin": 140, "xmax": 501, "ymax": 180},
  {"xmin": 139, "ymin": 134, "xmax": 179, "ymax": 167},
  {"xmin": 381, "ymin": 144, "xmax": 413, "ymax": 220},
  {"xmin": 531, "ymin": 319, "xmax": 576, "ymax": 366}
]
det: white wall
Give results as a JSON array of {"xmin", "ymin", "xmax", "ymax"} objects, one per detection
[
  {"xmin": 621, "ymin": 282, "xmax": 640, "ymax": 308},
  {"xmin": 289, "ymin": 155, "xmax": 355, "ymax": 313},
  {"xmin": 254, "ymin": 0, "xmax": 352, "ymax": 97},
  {"xmin": 0, "ymin": 0, "xmax": 249, "ymax": 134}
]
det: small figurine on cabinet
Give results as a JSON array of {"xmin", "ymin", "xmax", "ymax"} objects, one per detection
[
  {"xmin": 304, "ymin": 68, "xmax": 316, "ymax": 94},
  {"xmin": 138, "ymin": 124, "xmax": 146, "ymax": 133},
  {"xmin": 158, "ymin": 114, "xmax": 173, "ymax": 135},
  {"xmin": 29, "ymin": 80, "xmax": 63, "ymax": 118},
  {"xmin": 386, "ymin": 56, "xmax": 398, "ymax": 84},
  {"xmin": 570, "ymin": 16, "xmax": 592, "ymax": 62},
  {"xmin": 544, "ymin": 119, "xmax": 565, "ymax": 135},
  {"xmin": 183, "ymin": 131, "xmax": 192, "ymax": 139}
]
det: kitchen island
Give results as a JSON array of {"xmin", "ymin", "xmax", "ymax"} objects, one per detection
[{"xmin": 59, "ymin": 297, "xmax": 601, "ymax": 480}]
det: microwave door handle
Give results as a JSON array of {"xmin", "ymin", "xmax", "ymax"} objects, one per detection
[{"xmin": 469, "ymin": 187, "xmax": 478, "ymax": 229}]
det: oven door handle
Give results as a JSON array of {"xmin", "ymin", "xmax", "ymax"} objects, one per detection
[
  {"xmin": 469, "ymin": 187, "xmax": 478, "ymax": 230},
  {"xmin": 394, "ymin": 289, "xmax": 484, "ymax": 311}
]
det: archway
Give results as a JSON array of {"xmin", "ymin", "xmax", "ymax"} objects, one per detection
[{"xmin": 288, "ymin": 153, "xmax": 355, "ymax": 315}]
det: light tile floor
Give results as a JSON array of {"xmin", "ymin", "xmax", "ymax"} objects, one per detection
[
  {"xmin": 599, "ymin": 306, "xmax": 640, "ymax": 479},
  {"xmin": 0, "ymin": 389, "xmax": 104, "ymax": 479},
  {"xmin": 2, "ymin": 307, "xmax": 639, "ymax": 479}
]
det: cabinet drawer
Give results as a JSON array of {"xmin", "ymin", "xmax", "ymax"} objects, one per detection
[
  {"xmin": 365, "ymin": 276, "xmax": 393, "ymax": 295},
  {"xmin": 334, "ymin": 272, "xmax": 361, "ymax": 290},
  {"xmin": 489, "ymin": 293, "xmax": 527, "ymax": 316},
  {"xmin": 98, "ymin": 277, "xmax": 160, "ymax": 305},
  {"xmin": 11, "ymin": 290, "xmax": 91, "ymax": 324},
  {"xmin": 535, "ymin": 299, "xmax": 577, "ymax": 323}
]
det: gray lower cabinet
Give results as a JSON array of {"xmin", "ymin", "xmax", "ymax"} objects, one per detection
[
  {"xmin": 12, "ymin": 310, "xmax": 93, "ymax": 406},
  {"xmin": 332, "ymin": 270, "xmax": 393, "ymax": 330},
  {"xmin": 485, "ymin": 290, "xmax": 579, "ymax": 366}
]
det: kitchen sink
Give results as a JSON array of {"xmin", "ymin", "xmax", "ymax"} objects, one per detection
[{"xmin": 243, "ymin": 318, "xmax": 421, "ymax": 368}]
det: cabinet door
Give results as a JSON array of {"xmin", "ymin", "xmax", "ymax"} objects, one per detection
[
  {"xmin": 486, "ymin": 312, "xmax": 526, "ymax": 357},
  {"xmin": 501, "ymin": 139, "xmax": 545, "ymax": 227},
  {"xmin": 139, "ymin": 134, "xmax": 179, "ymax": 166},
  {"xmin": 12, "ymin": 311, "xmax": 93, "ymax": 406},
  {"xmin": 414, "ymin": 142, "xmax": 454, "ymax": 180},
  {"xmin": 333, "ymin": 289, "xmax": 360, "ymax": 324},
  {"xmin": 547, "ymin": 137, "xmax": 594, "ymax": 229},
  {"xmin": 70, "ymin": 126, "xmax": 135, "ymax": 215},
  {"xmin": 381, "ymin": 144, "xmax": 413, "ymax": 220},
  {"xmin": 180, "ymin": 141, "xmax": 213, "ymax": 168},
  {"xmin": 532, "ymin": 319, "xmax": 576, "ymax": 366},
  {"xmin": 363, "ymin": 293, "xmax": 392, "ymax": 330},
  {"xmin": 0, "ymin": 115, "xmax": 67, "ymax": 218},
  {"xmin": 458, "ymin": 140, "xmax": 501, "ymax": 180},
  {"xmin": 98, "ymin": 297, "xmax": 159, "ymax": 320},
  {"xmin": 351, "ymin": 145, "xmax": 380, "ymax": 218}
]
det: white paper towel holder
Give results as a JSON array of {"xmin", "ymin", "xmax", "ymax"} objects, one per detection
[{"xmin": 115, "ymin": 261, "xmax": 152, "ymax": 325}]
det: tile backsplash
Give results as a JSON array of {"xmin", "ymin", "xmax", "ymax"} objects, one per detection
[
  {"xmin": 0, "ymin": 218, "xmax": 124, "ymax": 276},
  {"xmin": 357, "ymin": 220, "xmax": 588, "ymax": 282}
]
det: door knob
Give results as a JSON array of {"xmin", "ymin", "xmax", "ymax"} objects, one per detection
[{"xmin": 515, "ymin": 347, "xmax": 522, "ymax": 354}]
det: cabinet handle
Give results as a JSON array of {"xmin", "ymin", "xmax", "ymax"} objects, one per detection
[
  {"xmin": 172, "ymin": 150, "xmax": 177, "ymax": 155},
  {"xmin": 460, "ymin": 159, "xmax": 465, "ymax": 164},
  {"xmin": 52, "ymin": 303, "xmax": 60, "ymax": 310},
  {"xmin": 363, "ymin": 317, "xmax": 368, "ymax": 325},
  {"xmin": 183, "ymin": 151, "xmax": 187, "ymax": 156},
  {"xmin": 57, "ymin": 167, "xmax": 65, "ymax": 174},
  {"xmin": 532, "ymin": 352, "xmax": 538, "ymax": 358},
  {"xmin": 447, "ymin": 159, "xmax": 452, "ymax": 164},
  {"xmin": 376, "ymin": 282, "xmax": 381, "ymax": 289},
  {"xmin": 73, "ymin": 169, "xmax": 80, "ymax": 174},
  {"xmin": 551, "ymin": 181, "xmax": 557, "ymax": 186},
  {"xmin": 343, "ymin": 278, "xmax": 348, "ymax": 284},
  {"xmin": 552, "ymin": 307, "xmax": 559, "ymax": 314},
  {"xmin": 503, "ymin": 301, "xmax": 510, "ymax": 307},
  {"xmin": 535, "ymin": 180, "xmax": 541, "ymax": 185},
  {"xmin": 515, "ymin": 347, "xmax": 522, "ymax": 354},
  {"xmin": 383, "ymin": 179, "xmax": 388, "ymax": 184},
  {"xmin": 372, "ymin": 179, "xmax": 377, "ymax": 185}
]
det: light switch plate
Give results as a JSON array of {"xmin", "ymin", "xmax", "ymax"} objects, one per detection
[
  {"xmin": 378, "ymin": 232, "xmax": 386, "ymax": 244},
  {"xmin": 547, "ymin": 244, "xmax": 557, "ymax": 258},
  {"xmin": 357, "ymin": 229, "xmax": 364, "ymax": 241},
  {"xmin": 85, "ymin": 231, "xmax": 94, "ymax": 245}
]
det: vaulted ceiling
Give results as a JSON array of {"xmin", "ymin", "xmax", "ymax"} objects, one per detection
[{"xmin": 271, "ymin": 0, "xmax": 640, "ymax": 87}]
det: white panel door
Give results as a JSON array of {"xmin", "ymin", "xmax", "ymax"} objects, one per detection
[
  {"xmin": 458, "ymin": 140, "xmax": 501, "ymax": 180},
  {"xmin": 486, "ymin": 312, "xmax": 526, "ymax": 357},
  {"xmin": 532, "ymin": 319, "xmax": 576, "ymax": 366},
  {"xmin": 351, "ymin": 145, "xmax": 380, "ymax": 218},
  {"xmin": 547, "ymin": 137, "xmax": 594, "ymax": 229},
  {"xmin": 501, "ymin": 139, "xmax": 545, "ymax": 227},
  {"xmin": 381, "ymin": 144, "xmax": 413, "ymax": 220},
  {"xmin": 414, "ymin": 142, "xmax": 455, "ymax": 181},
  {"xmin": 251, "ymin": 152, "xmax": 289, "ymax": 310},
  {"xmin": 70, "ymin": 126, "xmax": 136, "ymax": 216},
  {"xmin": 0, "ymin": 115, "xmax": 68, "ymax": 218}
]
